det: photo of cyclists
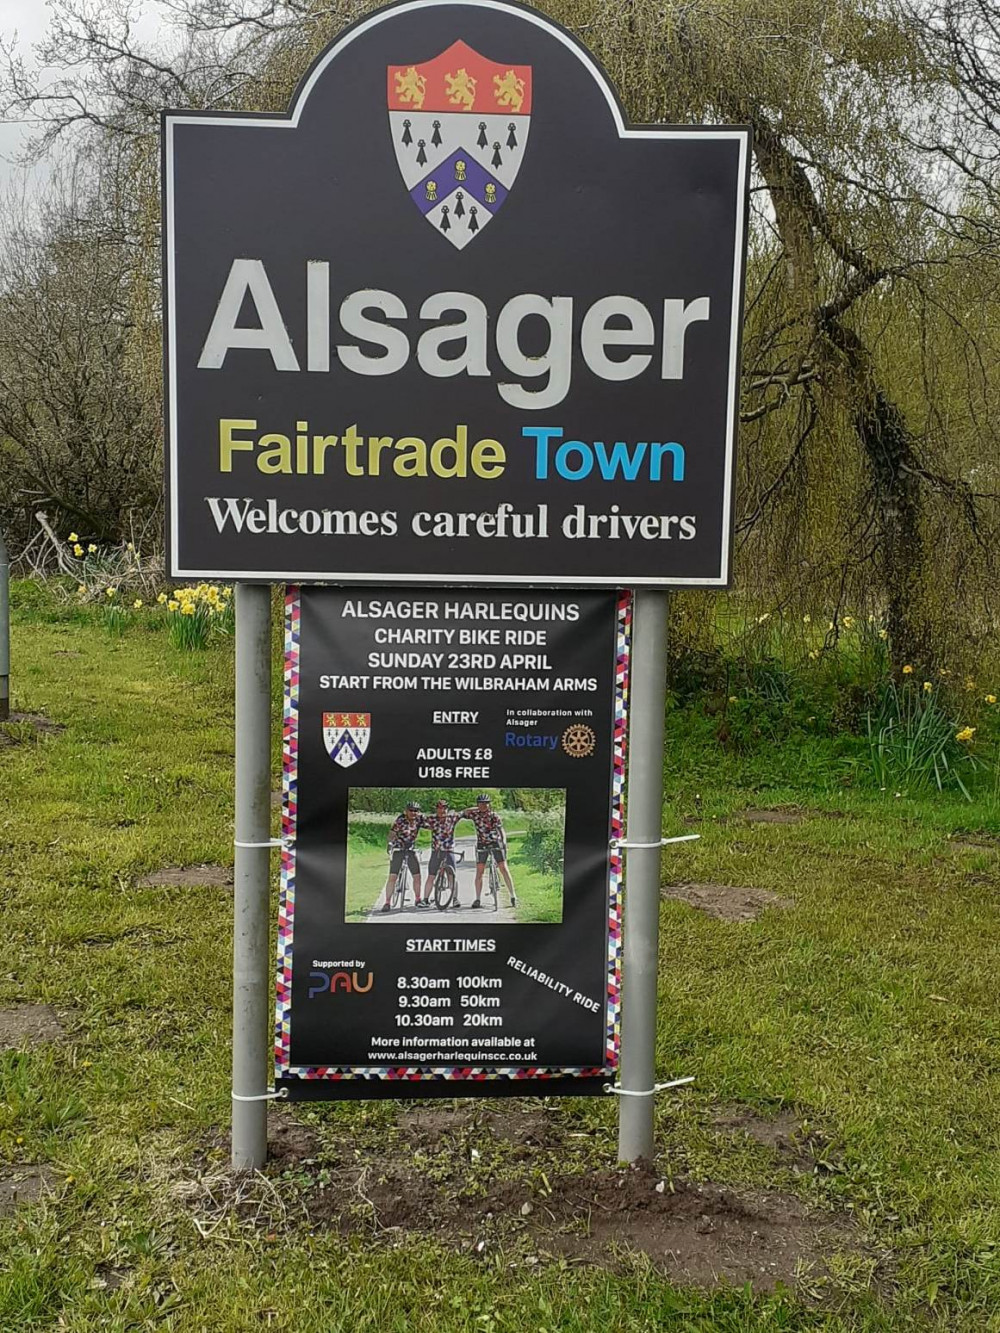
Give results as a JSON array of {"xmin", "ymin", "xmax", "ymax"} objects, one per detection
[{"xmin": 344, "ymin": 787, "xmax": 566, "ymax": 924}]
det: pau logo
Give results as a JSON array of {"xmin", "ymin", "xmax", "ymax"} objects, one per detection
[
  {"xmin": 388, "ymin": 40, "xmax": 531, "ymax": 249},
  {"xmin": 308, "ymin": 970, "xmax": 374, "ymax": 998},
  {"xmin": 322, "ymin": 711, "xmax": 371, "ymax": 768}
]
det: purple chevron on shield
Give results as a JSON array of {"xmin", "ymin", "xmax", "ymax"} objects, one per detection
[{"xmin": 387, "ymin": 40, "xmax": 532, "ymax": 249}]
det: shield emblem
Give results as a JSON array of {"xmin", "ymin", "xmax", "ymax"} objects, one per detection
[
  {"xmin": 322, "ymin": 712, "xmax": 371, "ymax": 768},
  {"xmin": 388, "ymin": 39, "xmax": 531, "ymax": 249}
]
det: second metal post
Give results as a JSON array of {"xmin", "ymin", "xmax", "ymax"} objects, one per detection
[
  {"xmin": 232, "ymin": 582, "xmax": 273, "ymax": 1170},
  {"xmin": 0, "ymin": 527, "xmax": 10, "ymax": 722},
  {"xmin": 618, "ymin": 588, "xmax": 670, "ymax": 1162}
]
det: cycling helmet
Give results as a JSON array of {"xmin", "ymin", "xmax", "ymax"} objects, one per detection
[
  {"xmin": 406, "ymin": 801, "xmax": 421, "ymax": 812},
  {"xmin": 476, "ymin": 793, "xmax": 491, "ymax": 804}
]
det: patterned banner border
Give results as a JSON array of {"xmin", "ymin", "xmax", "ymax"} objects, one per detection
[{"xmin": 274, "ymin": 589, "xmax": 632, "ymax": 1084}]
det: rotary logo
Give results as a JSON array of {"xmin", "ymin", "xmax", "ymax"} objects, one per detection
[
  {"xmin": 388, "ymin": 39, "xmax": 531, "ymax": 249},
  {"xmin": 562, "ymin": 724, "xmax": 596, "ymax": 758}
]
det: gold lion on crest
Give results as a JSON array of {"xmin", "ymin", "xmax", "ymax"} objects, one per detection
[
  {"xmin": 445, "ymin": 68, "xmax": 477, "ymax": 109},
  {"xmin": 394, "ymin": 66, "xmax": 426, "ymax": 108},
  {"xmin": 494, "ymin": 69, "xmax": 525, "ymax": 112}
]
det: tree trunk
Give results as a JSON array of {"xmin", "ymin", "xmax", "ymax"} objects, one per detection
[{"xmin": 749, "ymin": 115, "xmax": 934, "ymax": 666}]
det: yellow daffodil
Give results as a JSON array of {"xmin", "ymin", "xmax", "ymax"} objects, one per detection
[
  {"xmin": 902, "ymin": 664, "xmax": 913, "ymax": 675},
  {"xmin": 878, "ymin": 629, "xmax": 888, "ymax": 640},
  {"xmin": 956, "ymin": 726, "xmax": 976, "ymax": 743},
  {"xmin": 72, "ymin": 543, "xmax": 84, "ymax": 557},
  {"xmin": 802, "ymin": 614, "xmax": 811, "ymax": 624},
  {"xmin": 965, "ymin": 678, "xmax": 976, "ymax": 691},
  {"xmin": 105, "ymin": 587, "xmax": 116, "ymax": 598},
  {"xmin": 157, "ymin": 592, "xmax": 168, "ymax": 604},
  {"xmin": 87, "ymin": 543, "xmax": 97, "ymax": 554},
  {"xmin": 728, "ymin": 695, "xmax": 738, "ymax": 703},
  {"xmin": 223, "ymin": 587, "xmax": 233, "ymax": 598},
  {"xmin": 77, "ymin": 584, "xmax": 86, "ymax": 595},
  {"xmin": 843, "ymin": 615, "xmax": 855, "ymax": 628},
  {"xmin": 923, "ymin": 682, "xmax": 932, "ymax": 692},
  {"xmin": 133, "ymin": 599, "xmax": 143, "ymax": 610},
  {"xmin": 68, "ymin": 531, "xmax": 78, "ymax": 543},
  {"xmin": 985, "ymin": 695, "xmax": 996, "ymax": 705},
  {"xmin": 167, "ymin": 599, "xmax": 179, "ymax": 611},
  {"xmin": 181, "ymin": 604, "xmax": 195, "ymax": 617},
  {"xmin": 809, "ymin": 649, "xmax": 819, "ymax": 660},
  {"xmin": 127, "ymin": 542, "xmax": 135, "ymax": 553}
]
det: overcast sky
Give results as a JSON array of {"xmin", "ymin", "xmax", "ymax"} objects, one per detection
[
  {"xmin": 0, "ymin": 0, "xmax": 171, "ymax": 202},
  {"xmin": 0, "ymin": 0, "xmax": 53, "ymax": 197}
]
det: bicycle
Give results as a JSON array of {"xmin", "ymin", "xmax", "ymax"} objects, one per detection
[
  {"xmin": 485, "ymin": 853, "xmax": 500, "ymax": 911},
  {"xmin": 432, "ymin": 856, "xmax": 459, "ymax": 910},
  {"xmin": 391, "ymin": 855, "xmax": 413, "ymax": 910}
]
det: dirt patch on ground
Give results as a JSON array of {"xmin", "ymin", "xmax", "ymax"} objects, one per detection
[
  {"xmin": 0, "ymin": 713, "xmax": 65, "ymax": 746},
  {"xmin": 268, "ymin": 1113, "xmax": 322, "ymax": 1167},
  {"xmin": 0, "ymin": 1004, "xmax": 65, "ymax": 1049},
  {"xmin": 179, "ymin": 1103, "xmax": 868, "ymax": 1297},
  {"xmin": 398, "ymin": 1104, "xmax": 554, "ymax": 1151},
  {"xmin": 135, "ymin": 864, "xmax": 232, "ymax": 889},
  {"xmin": 663, "ymin": 882, "xmax": 792, "ymax": 923},
  {"xmin": 519, "ymin": 1168, "xmax": 849, "ymax": 1291},
  {"xmin": 713, "ymin": 1107, "xmax": 837, "ymax": 1173},
  {"xmin": 947, "ymin": 832, "xmax": 1000, "ymax": 851},
  {"xmin": 0, "ymin": 1166, "xmax": 57, "ymax": 1215},
  {"xmin": 732, "ymin": 807, "xmax": 807, "ymax": 825},
  {"xmin": 316, "ymin": 1152, "xmax": 855, "ymax": 1293}
]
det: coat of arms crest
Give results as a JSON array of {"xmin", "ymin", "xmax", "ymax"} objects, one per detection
[
  {"xmin": 387, "ymin": 39, "xmax": 532, "ymax": 249},
  {"xmin": 322, "ymin": 712, "xmax": 372, "ymax": 767}
]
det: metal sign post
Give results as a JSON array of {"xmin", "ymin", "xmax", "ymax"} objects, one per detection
[
  {"xmin": 0, "ymin": 527, "xmax": 10, "ymax": 722},
  {"xmin": 617, "ymin": 588, "xmax": 669, "ymax": 1161},
  {"xmin": 231, "ymin": 582, "xmax": 273, "ymax": 1170}
]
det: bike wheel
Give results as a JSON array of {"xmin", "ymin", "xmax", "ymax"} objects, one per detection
[
  {"xmin": 434, "ymin": 866, "xmax": 456, "ymax": 910},
  {"xmin": 393, "ymin": 865, "xmax": 409, "ymax": 908},
  {"xmin": 487, "ymin": 859, "xmax": 500, "ymax": 910}
]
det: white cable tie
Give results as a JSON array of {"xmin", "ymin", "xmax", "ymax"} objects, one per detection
[
  {"xmin": 604, "ymin": 1077, "xmax": 695, "ymax": 1097},
  {"xmin": 610, "ymin": 835, "xmax": 700, "ymax": 849},
  {"xmin": 231, "ymin": 1088, "xmax": 289, "ymax": 1102},
  {"xmin": 233, "ymin": 838, "xmax": 289, "ymax": 850}
]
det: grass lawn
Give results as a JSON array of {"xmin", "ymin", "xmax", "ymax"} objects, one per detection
[
  {"xmin": 505, "ymin": 839, "xmax": 563, "ymax": 922},
  {"xmin": 1, "ymin": 589, "xmax": 1000, "ymax": 1329}
]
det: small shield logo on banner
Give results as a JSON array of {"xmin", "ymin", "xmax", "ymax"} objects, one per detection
[
  {"xmin": 387, "ymin": 39, "xmax": 532, "ymax": 249},
  {"xmin": 322, "ymin": 712, "xmax": 371, "ymax": 768}
]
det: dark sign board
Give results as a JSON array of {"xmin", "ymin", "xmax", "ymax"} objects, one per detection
[
  {"xmin": 163, "ymin": 0, "xmax": 749, "ymax": 587},
  {"xmin": 275, "ymin": 587, "xmax": 629, "ymax": 1096}
]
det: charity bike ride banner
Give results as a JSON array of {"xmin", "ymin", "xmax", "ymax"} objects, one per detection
[
  {"xmin": 163, "ymin": 0, "xmax": 749, "ymax": 587},
  {"xmin": 275, "ymin": 587, "xmax": 630, "ymax": 1097}
]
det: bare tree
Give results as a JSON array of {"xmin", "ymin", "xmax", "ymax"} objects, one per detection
[{"xmin": 0, "ymin": 162, "xmax": 162, "ymax": 548}]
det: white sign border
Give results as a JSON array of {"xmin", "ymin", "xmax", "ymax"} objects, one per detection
[{"xmin": 163, "ymin": 0, "xmax": 750, "ymax": 587}]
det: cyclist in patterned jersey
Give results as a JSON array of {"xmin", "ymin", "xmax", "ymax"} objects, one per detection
[
  {"xmin": 422, "ymin": 800, "xmax": 465, "ymax": 907},
  {"xmin": 464, "ymin": 793, "xmax": 517, "ymax": 909},
  {"xmin": 380, "ymin": 801, "xmax": 426, "ymax": 912}
]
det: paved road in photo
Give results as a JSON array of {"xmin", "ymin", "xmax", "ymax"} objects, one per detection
[{"xmin": 365, "ymin": 836, "xmax": 518, "ymax": 924}]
